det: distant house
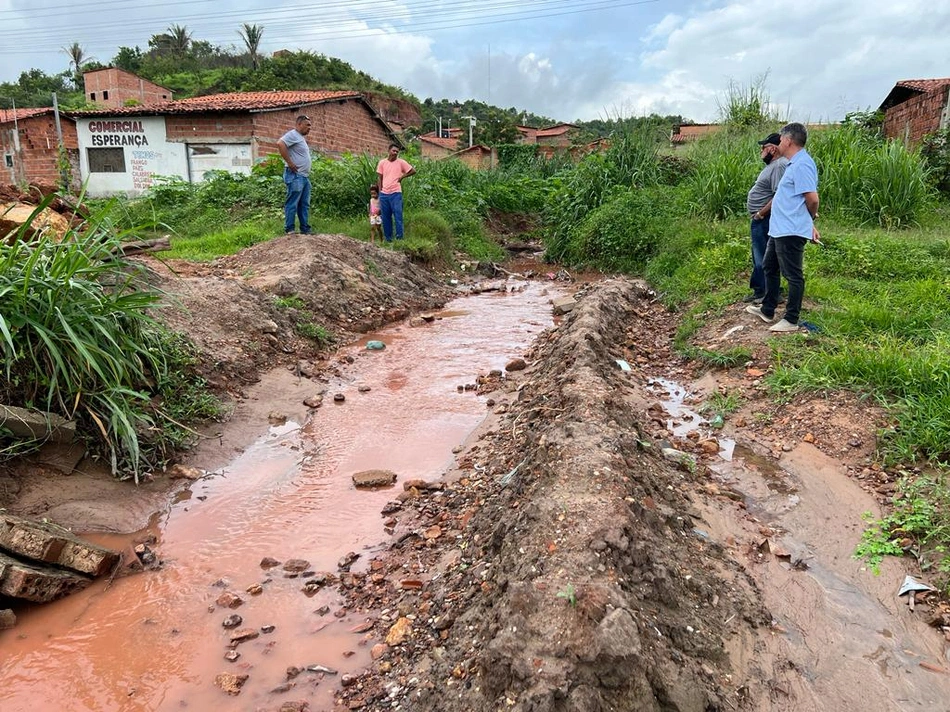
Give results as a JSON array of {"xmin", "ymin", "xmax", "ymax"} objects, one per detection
[
  {"xmin": 418, "ymin": 132, "xmax": 459, "ymax": 159},
  {"xmin": 451, "ymin": 144, "xmax": 495, "ymax": 171},
  {"xmin": 0, "ymin": 108, "xmax": 79, "ymax": 188},
  {"xmin": 670, "ymin": 123, "xmax": 721, "ymax": 146},
  {"xmin": 535, "ymin": 123, "xmax": 581, "ymax": 148},
  {"xmin": 515, "ymin": 125, "xmax": 538, "ymax": 144},
  {"xmin": 69, "ymin": 90, "xmax": 401, "ymax": 196},
  {"xmin": 83, "ymin": 67, "xmax": 173, "ymax": 108},
  {"xmin": 879, "ymin": 78, "xmax": 950, "ymax": 144}
]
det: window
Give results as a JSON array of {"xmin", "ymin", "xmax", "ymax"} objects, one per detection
[
  {"xmin": 90, "ymin": 92, "xmax": 96, "ymax": 101},
  {"xmin": 87, "ymin": 147, "xmax": 126, "ymax": 173},
  {"xmin": 4, "ymin": 155, "xmax": 12, "ymax": 168},
  {"xmin": 103, "ymin": 90, "xmax": 109, "ymax": 100}
]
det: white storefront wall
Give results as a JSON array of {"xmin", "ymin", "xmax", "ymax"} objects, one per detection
[{"xmin": 77, "ymin": 116, "xmax": 187, "ymax": 197}]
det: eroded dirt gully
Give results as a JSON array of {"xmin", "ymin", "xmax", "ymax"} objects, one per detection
[{"xmin": 1, "ymin": 232, "xmax": 949, "ymax": 712}]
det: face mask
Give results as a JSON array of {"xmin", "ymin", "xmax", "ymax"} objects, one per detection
[{"xmin": 762, "ymin": 152, "xmax": 774, "ymax": 165}]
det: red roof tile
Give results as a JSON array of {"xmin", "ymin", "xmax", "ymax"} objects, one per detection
[
  {"xmin": 671, "ymin": 123, "xmax": 721, "ymax": 144},
  {"xmin": 536, "ymin": 123, "xmax": 579, "ymax": 137},
  {"xmin": 0, "ymin": 107, "xmax": 54, "ymax": 123},
  {"xmin": 894, "ymin": 78, "xmax": 950, "ymax": 94},
  {"xmin": 69, "ymin": 90, "xmax": 362, "ymax": 116}
]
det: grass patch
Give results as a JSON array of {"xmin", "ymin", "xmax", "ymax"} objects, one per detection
[
  {"xmin": 274, "ymin": 295, "xmax": 307, "ymax": 310},
  {"xmin": 295, "ymin": 322, "xmax": 334, "ymax": 348}
]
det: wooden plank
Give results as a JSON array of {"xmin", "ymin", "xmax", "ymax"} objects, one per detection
[
  {"xmin": 0, "ymin": 513, "xmax": 119, "ymax": 577},
  {"xmin": 0, "ymin": 551, "xmax": 91, "ymax": 602}
]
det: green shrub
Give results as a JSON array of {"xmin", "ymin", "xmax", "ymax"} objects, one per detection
[
  {"xmin": 567, "ymin": 186, "xmax": 680, "ymax": 271},
  {"xmin": 921, "ymin": 128, "xmax": 950, "ymax": 196},
  {"xmin": 684, "ymin": 129, "xmax": 763, "ymax": 219},
  {"xmin": 399, "ymin": 209, "xmax": 453, "ymax": 263},
  {"xmin": 0, "ymin": 198, "xmax": 216, "ymax": 478}
]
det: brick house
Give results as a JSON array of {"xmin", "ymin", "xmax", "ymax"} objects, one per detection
[
  {"xmin": 879, "ymin": 78, "xmax": 950, "ymax": 144},
  {"xmin": 70, "ymin": 90, "xmax": 401, "ymax": 196},
  {"xmin": 1, "ymin": 108, "xmax": 79, "ymax": 188},
  {"xmin": 419, "ymin": 134, "xmax": 459, "ymax": 159},
  {"xmin": 451, "ymin": 144, "xmax": 495, "ymax": 170},
  {"xmin": 670, "ymin": 123, "xmax": 721, "ymax": 146},
  {"xmin": 515, "ymin": 125, "xmax": 538, "ymax": 144},
  {"xmin": 83, "ymin": 67, "xmax": 173, "ymax": 108}
]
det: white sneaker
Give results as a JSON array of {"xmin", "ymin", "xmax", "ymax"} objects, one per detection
[
  {"xmin": 744, "ymin": 305, "xmax": 775, "ymax": 323},
  {"xmin": 769, "ymin": 318, "xmax": 801, "ymax": 333}
]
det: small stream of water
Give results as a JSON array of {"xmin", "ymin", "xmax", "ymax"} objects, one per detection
[{"xmin": 0, "ymin": 282, "xmax": 558, "ymax": 712}]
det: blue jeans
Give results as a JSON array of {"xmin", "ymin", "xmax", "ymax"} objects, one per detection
[
  {"xmin": 379, "ymin": 191, "xmax": 403, "ymax": 242},
  {"xmin": 283, "ymin": 169, "xmax": 311, "ymax": 234},
  {"xmin": 749, "ymin": 216, "xmax": 770, "ymax": 296},
  {"xmin": 762, "ymin": 235, "xmax": 807, "ymax": 324}
]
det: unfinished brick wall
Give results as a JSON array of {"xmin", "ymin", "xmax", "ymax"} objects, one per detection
[
  {"xmin": 1, "ymin": 115, "xmax": 79, "ymax": 188},
  {"xmin": 252, "ymin": 100, "xmax": 394, "ymax": 161},
  {"xmin": 165, "ymin": 113, "xmax": 256, "ymax": 143},
  {"xmin": 884, "ymin": 87, "xmax": 950, "ymax": 144},
  {"xmin": 83, "ymin": 68, "xmax": 172, "ymax": 109}
]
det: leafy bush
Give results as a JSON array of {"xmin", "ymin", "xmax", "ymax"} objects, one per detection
[
  {"xmin": 683, "ymin": 129, "xmax": 762, "ymax": 220},
  {"xmin": 921, "ymin": 127, "xmax": 950, "ymax": 196},
  {"xmin": 0, "ymin": 198, "xmax": 216, "ymax": 478},
  {"xmin": 566, "ymin": 186, "xmax": 681, "ymax": 271},
  {"xmin": 400, "ymin": 209, "xmax": 453, "ymax": 263}
]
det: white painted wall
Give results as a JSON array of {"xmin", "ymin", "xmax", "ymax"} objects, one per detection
[
  {"xmin": 187, "ymin": 143, "xmax": 252, "ymax": 179},
  {"xmin": 77, "ymin": 116, "xmax": 187, "ymax": 196}
]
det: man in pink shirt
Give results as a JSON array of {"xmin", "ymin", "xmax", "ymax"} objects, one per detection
[{"xmin": 375, "ymin": 143, "xmax": 415, "ymax": 242}]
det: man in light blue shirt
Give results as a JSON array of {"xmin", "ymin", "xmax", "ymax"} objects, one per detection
[
  {"xmin": 746, "ymin": 122, "xmax": 820, "ymax": 332},
  {"xmin": 278, "ymin": 115, "xmax": 313, "ymax": 234}
]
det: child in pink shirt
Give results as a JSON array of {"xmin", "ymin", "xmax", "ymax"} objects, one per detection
[{"xmin": 368, "ymin": 185, "xmax": 382, "ymax": 244}]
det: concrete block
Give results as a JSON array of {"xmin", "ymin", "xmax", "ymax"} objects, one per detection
[{"xmin": 0, "ymin": 404, "xmax": 75, "ymax": 443}]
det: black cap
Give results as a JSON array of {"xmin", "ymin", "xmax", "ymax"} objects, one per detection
[{"xmin": 757, "ymin": 132, "xmax": 781, "ymax": 146}]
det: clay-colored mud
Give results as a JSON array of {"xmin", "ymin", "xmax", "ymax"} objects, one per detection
[{"xmin": 0, "ymin": 283, "xmax": 558, "ymax": 712}]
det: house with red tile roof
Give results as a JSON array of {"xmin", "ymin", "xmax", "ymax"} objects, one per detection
[
  {"xmin": 1, "ymin": 108, "xmax": 79, "ymax": 188},
  {"xmin": 450, "ymin": 144, "xmax": 495, "ymax": 170},
  {"xmin": 879, "ymin": 78, "xmax": 950, "ymax": 144},
  {"xmin": 69, "ymin": 90, "xmax": 401, "ymax": 196},
  {"xmin": 670, "ymin": 123, "xmax": 722, "ymax": 145},
  {"xmin": 418, "ymin": 132, "xmax": 459, "ymax": 159},
  {"xmin": 534, "ymin": 123, "xmax": 581, "ymax": 148}
]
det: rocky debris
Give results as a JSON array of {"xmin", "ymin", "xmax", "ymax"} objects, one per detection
[
  {"xmin": 167, "ymin": 464, "xmax": 203, "ymax": 480},
  {"xmin": 260, "ymin": 319, "xmax": 280, "ymax": 335},
  {"xmin": 551, "ymin": 294, "xmax": 577, "ymax": 315},
  {"xmin": 504, "ymin": 358, "xmax": 527, "ymax": 372},
  {"xmin": 260, "ymin": 557, "xmax": 281, "ymax": 569},
  {"xmin": 224, "ymin": 650, "xmax": 241, "ymax": 662},
  {"xmin": 247, "ymin": 582, "xmax": 264, "ymax": 595},
  {"xmin": 385, "ymin": 617, "xmax": 412, "ymax": 646},
  {"xmin": 261, "ymin": 624, "xmax": 276, "ymax": 634},
  {"xmin": 0, "ymin": 608, "xmax": 16, "ymax": 629},
  {"xmin": 333, "ymin": 393, "xmax": 346, "ymax": 403},
  {"xmin": 222, "ymin": 614, "xmax": 243, "ymax": 629},
  {"xmin": 282, "ymin": 559, "xmax": 310, "ymax": 573},
  {"xmin": 216, "ymin": 591, "xmax": 244, "ymax": 609},
  {"xmin": 0, "ymin": 552, "xmax": 91, "ymax": 602},
  {"xmin": 338, "ymin": 552, "xmax": 360, "ymax": 571},
  {"xmin": 0, "ymin": 405, "xmax": 76, "ymax": 443},
  {"xmin": 358, "ymin": 385, "xmax": 372, "ymax": 393},
  {"xmin": 306, "ymin": 664, "xmax": 338, "ymax": 675},
  {"xmin": 303, "ymin": 394, "xmax": 324, "ymax": 408},
  {"xmin": 1, "ymin": 201, "xmax": 71, "ymax": 241},
  {"xmin": 0, "ymin": 512, "xmax": 119, "ymax": 577},
  {"xmin": 352, "ymin": 470, "xmax": 397, "ymax": 488},
  {"xmin": 268, "ymin": 411, "xmax": 288, "ymax": 425},
  {"xmin": 31, "ymin": 440, "xmax": 86, "ymax": 474},
  {"xmin": 213, "ymin": 672, "xmax": 249, "ymax": 695},
  {"xmin": 228, "ymin": 628, "xmax": 260, "ymax": 646}
]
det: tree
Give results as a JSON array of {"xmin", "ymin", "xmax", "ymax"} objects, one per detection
[
  {"xmin": 150, "ymin": 24, "xmax": 192, "ymax": 56},
  {"xmin": 62, "ymin": 42, "xmax": 94, "ymax": 89},
  {"xmin": 239, "ymin": 23, "xmax": 264, "ymax": 70},
  {"xmin": 113, "ymin": 46, "xmax": 143, "ymax": 73}
]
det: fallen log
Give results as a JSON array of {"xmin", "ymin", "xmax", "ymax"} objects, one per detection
[{"xmin": 0, "ymin": 512, "xmax": 119, "ymax": 577}]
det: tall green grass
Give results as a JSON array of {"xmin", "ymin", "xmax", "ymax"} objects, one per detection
[{"xmin": 0, "ymin": 198, "xmax": 218, "ymax": 478}]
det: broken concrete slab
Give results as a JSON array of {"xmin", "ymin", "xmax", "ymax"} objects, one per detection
[
  {"xmin": 32, "ymin": 440, "xmax": 86, "ymax": 474},
  {"xmin": 552, "ymin": 295, "xmax": 577, "ymax": 315},
  {"xmin": 0, "ymin": 551, "xmax": 92, "ymax": 602},
  {"xmin": 0, "ymin": 404, "xmax": 76, "ymax": 443},
  {"xmin": 0, "ymin": 513, "xmax": 119, "ymax": 576}
]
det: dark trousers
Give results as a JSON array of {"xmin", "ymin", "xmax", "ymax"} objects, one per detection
[
  {"xmin": 762, "ymin": 235, "xmax": 806, "ymax": 324},
  {"xmin": 379, "ymin": 191, "xmax": 404, "ymax": 242},
  {"xmin": 749, "ymin": 216, "xmax": 769, "ymax": 296}
]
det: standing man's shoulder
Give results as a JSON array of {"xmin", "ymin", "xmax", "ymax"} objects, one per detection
[{"xmin": 280, "ymin": 128, "xmax": 301, "ymax": 145}]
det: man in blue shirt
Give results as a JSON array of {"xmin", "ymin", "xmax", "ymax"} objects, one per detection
[
  {"xmin": 278, "ymin": 115, "xmax": 313, "ymax": 235},
  {"xmin": 745, "ymin": 122, "xmax": 820, "ymax": 332}
]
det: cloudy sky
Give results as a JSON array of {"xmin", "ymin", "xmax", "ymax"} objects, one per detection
[{"xmin": 1, "ymin": 0, "xmax": 948, "ymax": 123}]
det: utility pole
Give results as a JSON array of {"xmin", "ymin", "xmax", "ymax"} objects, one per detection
[{"xmin": 461, "ymin": 115, "xmax": 476, "ymax": 147}]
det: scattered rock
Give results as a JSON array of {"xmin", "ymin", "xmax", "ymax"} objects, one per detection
[
  {"xmin": 385, "ymin": 617, "xmax": 412, "ymax": 646},
  {"xmin": 358, "ymin": 385, "xmax": 372, "ymax": 393},
  {"xmin": 224, "ymin": 650, "xmax": 240, "ymax": 662},
  {"xmin": 505, "ymin": 358, "xmax": 527, "ymax": 372},
  {"xmin": 216, "ymin": 592, "xmax": 244, "ymax": 609},
  {"xmin": 303, "ymin": 394, "xmax": 324, "ymax": 408},
  {"xmin": 353, "ymin": 469, "xmax": 397, "ymax": 488},
  {"xmin": 306, "ymin": 664, "xmax": 338, "ymax": 675},
  {"xmin": 260, "ymin": 319, "xmax": 279, "ymax": 334},
  {"xmin": 338, "ymin": 552, "xmax": 360, "ymax": 571},
  {"xmin": 268, "ymin": 411, "xmax": 287, "ymax": 425},
  {"xmin": 370, "ymin": 643, "xmax": 389, "ymax": 660},
  {"xmin": 228, "ymin": 628, "xmax": 260, "ymax": 645},
  {"xmin": 214, "ymin": 672, "xmax": 249, "ymax": 695},
  {"xmin": 0, "ymin": 404, "xmax": 75, "ymax": 443},
  {"xmin": 168, "ymin": 464, "xmax": 203, "ymax": 480},
  {"xmin": 698, "ymin": 439, "xmax": 720, "ymax": 455},
  {"xmin": 0, "ymin": 608, "xmax": 16, "ymax": 629},
  {"xmin": 283, "ymin": 559, "xmax": 310, "ymax": 573},
  {"xmin": 261, "ymin": 624, "xmax": 276, "ymax": 634},
  {"xmin": 552, "ymin": 295, "xmax": 577, "ymax": 315},
  {"xmin": 333, "ymin": 393, "xmax": 346, "ymax": 403},
  {"xmin": 222, "ymin": 614, "xmax": 243, "ymax": 629},
  {"xmin": 246, "ymin": 583, "xmax": 264, "ymax": 595},
  {"xmin": 260, "ymin": 557, "xmax": 281, "ymax": 569}
]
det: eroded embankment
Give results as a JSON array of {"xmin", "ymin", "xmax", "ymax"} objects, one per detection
[{"xmin": 357, "ymin": 279, "xmax": 767, "ymax": 711}]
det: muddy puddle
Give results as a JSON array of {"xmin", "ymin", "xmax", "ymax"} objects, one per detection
[
  {"xmin": 0, "ymin": 282, "xmax": 559, "ymax": 712},
  {"xmin": 653, "ymin": 377, "xmax": 950, "ymax": 711}
]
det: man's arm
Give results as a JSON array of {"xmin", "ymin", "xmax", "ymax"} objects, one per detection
[
  {"xmin": 399, "ymin": 166, "xmax": 416, "ymax": 182},
  {"xmin": 376, "ymin": 170, "xmax": 384, "ymax": 192},
  {"xmin": 804, "ymin": 191, "xmax": 819, "ymax": 219},
  {"xmin": 754, "ymin": 198, "xmax": 773, "ymax": 220},
  {"xmin": 278, "ymin": 140, "xmax": 296, "ymax": 173}
]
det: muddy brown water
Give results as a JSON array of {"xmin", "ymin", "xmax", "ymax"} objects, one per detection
[
  {"xmin": 0, "ymin": 283, "xmax": 558, "ymax": 712},
  {"xmin": 654, "ymin": 378, "xmax": 950, "ymax": 711}
]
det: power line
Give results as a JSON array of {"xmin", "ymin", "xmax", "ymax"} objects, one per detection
[{"xmin": 0, "ymin": 0, "xmax": 658, "ymax": 50}]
